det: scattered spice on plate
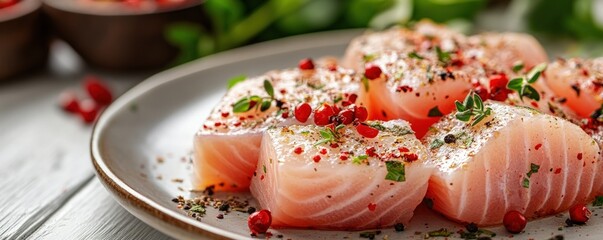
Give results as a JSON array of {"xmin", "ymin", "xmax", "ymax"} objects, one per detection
[{"xmin": 172, "ymin": 186, "xmax": 256, "ymax": 221}]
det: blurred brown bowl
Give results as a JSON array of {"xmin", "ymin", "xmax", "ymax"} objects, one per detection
[
  {"xmin": 43, "ymin": 0, "xmax": 205, "ymax": 71},
  {"xmin": 0, "ymin": 0, "xmax": 49, "ymax": 81}
]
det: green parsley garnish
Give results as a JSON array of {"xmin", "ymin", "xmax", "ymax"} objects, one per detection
[
  {"xmin": 593, "ymin": 196, "xmax": 603, "ymax": 206},
  {"xmin": 408, "ymin": 51, "xmax": 424, "ymax": 60},
  {"xmin": 362, "ymin": 54, "xmax": 377, "ymax": 62},
  {"xmin": 426, "ymin": 228, "xmax": 453, "ymax": 238},
  {"xmin": 189, "ymin": 205, "xmax": 206, "ymax": 214},
  {"xmin": 352, "ymin": 155, "xmax": 368, "ymax": 165},
  {"xmin": 428, "ymin": 106, "xmax": 443, "ymax": 117},
  {"xmin": 262, "ymin": 164, "xmax": 267, "ymax": 173},
  {"xmin": 507, "ymin": 63, "xmax": 547, "ymax": 102},
  {"xmin": 232, "ymin": 79, "xmax": 275, "ymax": 113},
  {"xmin": 430, "ymin": 139, "xmax": 444, "ymax": 150},
  {"xmin": 455, "ymin": 92, "xmax": 492, "ymax": 126},
  {"xmin": 435, "ymin": 46, "xmax": 451, "ymax": 65},
  {"xmin": 367, "ymin": 122, "xmax": 414, "ymax": 136},
  {"xmin": 314, "ymin": 125, "xmax": 344, "ymax": 146},
  {"xmin": 307, "ymin": 82, "xmax": 325, "ymax": 90},
  {"xmin": 522, "ymin": 163, "xmax": 540, "ymax": 188},
  {"xmin": 385, "ymin": 161, "xmax": 405, "ymax": 182},
  {"xmin": 227, "ymin": 75, "xmax": 247, "ymax": 89}
]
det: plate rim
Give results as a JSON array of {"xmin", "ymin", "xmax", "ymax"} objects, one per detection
[{"xmin": 90, "ymin": 29, "xmax": 363, "ymax": 240}]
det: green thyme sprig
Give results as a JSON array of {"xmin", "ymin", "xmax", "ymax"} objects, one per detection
[
  {"xmin": 232, "ymin": 79, "xmax": 275, "ymax": 113},
  {"xmin": 455, "ymin": 92, "xmax": 492, "ymax": 126},
  {"xmin": 507, "ymin": 63, "xmax": 547, "ymax": 102},
  {"xmin": 314, "ymin": 124, "xmax": 345, "ymax": 146},
  {"xmin": 385, "ymin": 161, "xmax": 406, "ymax": 182}
]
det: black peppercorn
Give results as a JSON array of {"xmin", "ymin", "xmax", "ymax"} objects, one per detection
[{"xmin": 444, "ymin": 134, "xmax": 456, "ymax": 144}]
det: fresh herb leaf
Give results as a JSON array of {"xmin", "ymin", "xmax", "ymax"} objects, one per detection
[
  {"xmin": 463, "ymin": 93, "xmax": 474, "ymax": 109},
  {"xmin": 260, "ymin": 100, "xmax": 271, "ymax": 112},
  {"xmin": 526, "ymin": 163, "xmax": 540, "ymax": 177},
  {"xmin": 512, "ymin": 61, "xmax": 525, "ymax": 73},
  {"xmin": 190, "ymin": 205, "xmax": 206, "ymax": 214},
  {"xmin": 528, "ymin": 63, "xmax": 547, "ymax": 83},
  {"xmin": 263, "ymin": 79, "xmax": 274, "ymax": 99},
  {"xmin": 385, "ymin": 161, "xmax": 405, "ymax": 182},
  {"xmin": 307, "ymin": 82, "xmax": 325, "ymax": 90},
  {"xmin": 523, "ymin": 163, "xmax": 540, "ymax": 188},
  {"xmin": 478, "ymin": 229, "xmax": 497, "ymax": 237},
  {"xmin": 232, "ymin": 97, "xmax": 251, "ymax": 113},
  {"xmin": 454, "ymin": 92, "xmax": 492, "ymax": 126},
  {"xmin": 426, "ymin": 228, "xmax": 452, "ymax": 237},
  {"xmin": 314, "ymin": 126, "xmax": 341, "ymax": 146},
  {"xmin": 506, "ymin": 63, "xmax": 547, "ymax": 101},
  {"xmin": 362, "ymin": 54, "xmax": 377, "ymax": 62},
  {"xmin": 522, "ymin": 177, "xmax": 530, "ymax": 188},
  {"xmin": 408, "ymin": 51, "xmax": 424, "ymax": 60},
  {"xmin": 593, "ymin": 196, "xmax": 603, "ymax": 206},
  {"xmin": 368, "ymin": 122, "xmax": 387, "ymax": 131},
  {"xmin": 428, "ymin": 106, "xmax": 443, "ymax": 117},
  {"xmin": 523, "ymin": 85, "xmax": 540, "ymax": 101},
  {"xmin": 352, "ymin": 155, "xmax": 368, "ymax": 165},
  {"xmin": 430, "ymin": 139, "xmax": 444, "ymax": 150},
  {"xmin": 507, "ymin": 78, "xmax": 524, "ymax": 91},
  {"xmin": 435, "ymin": 46, "xmax": 451, "ymax": 65},
  {"xmin": 227, "ymin": 75, "xmax": 246, "ymax": 89},
  {"xmin": 262, "ymin": 164, "xmax": 267, "ymax": 173},
  {"xmin": 369, "ymin": 123, "xmax": 414, "ymax": 136},
  {"xmin": 455, "ymin": 101, "xmax": 466, "ymax": 111}
]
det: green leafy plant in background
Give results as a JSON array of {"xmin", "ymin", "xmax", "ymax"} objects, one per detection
[{"xmin": 165, "ymin": 0, "xmax": 487, "ymax": 65}]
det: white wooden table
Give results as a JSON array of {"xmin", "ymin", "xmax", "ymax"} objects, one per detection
[{"xmin": 0, "ymin": 42, "xmax": 173, "ymax": 240}]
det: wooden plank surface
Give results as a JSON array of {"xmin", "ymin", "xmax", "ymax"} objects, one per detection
[
  {"xmin": 26, "ymin": 179, "xmax": 171, "ymax": 240},
  {"xmin": 0, "ymin": 42, "xmax": 170, "ymax": 240}
]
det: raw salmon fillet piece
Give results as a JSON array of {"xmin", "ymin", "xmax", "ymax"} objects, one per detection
[
  {"xmin": 545, "ymin": 58, "xmax": 603, "ymax": 118},
  {"xmin": 423, "ymin": 101, "xmax": 603, "ymax": 226},
  {"xmin": 343, "ymin": 21, "xmax": 549, "ymax": 138},
  {"xmin": 250, "ymin": 120, "xmax": 432, "ymax": 230},
  {"xmin": 194, "ymin": 66, "xmax": 360, "ymax": 191},
  {"xmin": 360, "ymin": 53, "xmax": 473, "ymax": 138},
  {"xmin": 468, "ymin": 32, "xmax": 548, "ymax": 75},
  {"xmin": 342, "ymin": 20, "xmax": 465, "ymax": 71}
]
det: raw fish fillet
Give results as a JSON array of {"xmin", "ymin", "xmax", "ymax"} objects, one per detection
[
  {"xmin": 250, "ymin": 120, "xmax": 432, "ymax": 229},
  {"xmin": 342, "ymin": 20, "xmax": 465, "ymax": 71},
  {"xmin": 423, "ymin": 101, "xmax": 603, "ymax": 226},
  {"xmin": 545, "ymin": 58, "xmax": 603, "ymax": 118},
  {"xmin": 343, "ymin": 21, "xmax": 549, "ymax": 138},
  {"xmin": 194, "ymin": 67, "xmax": 359, "ymax": 191}
]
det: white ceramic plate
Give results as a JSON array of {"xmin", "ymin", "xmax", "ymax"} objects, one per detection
[{"xmin": 91, "ymin": 30, "xmax": 603, "ymax": 240}]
